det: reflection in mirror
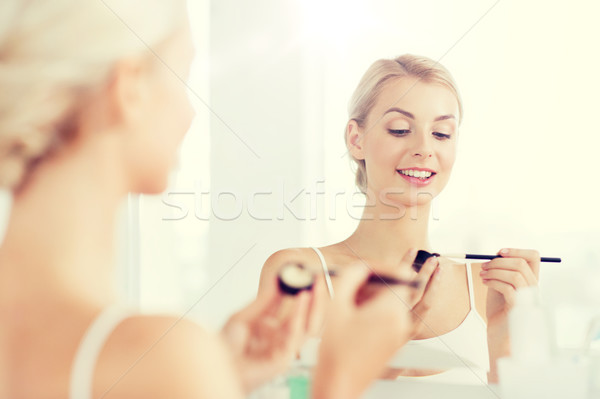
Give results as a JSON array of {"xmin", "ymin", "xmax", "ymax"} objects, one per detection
[{"xmin": 129, "ymin": 0, "xmax": 600, "ymax": 392}]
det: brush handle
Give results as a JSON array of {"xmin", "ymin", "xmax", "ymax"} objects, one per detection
[
  {"xmin": 367, "ymin": 274, "xmax": 420, "ymax": 288},
  {"xmin": 328, "ymin": 270, "xmax": 420, "ymax": 288},
  {"xmin": 446, "ymin": 253, "xmax": 562, "ymax": 263}
]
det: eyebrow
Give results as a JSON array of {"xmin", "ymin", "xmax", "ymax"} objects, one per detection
[
  {"xmin": 384, "ymin": 107, "xmax": 414, "ymax": 119},
  {"xmin": 384, "ymin": 107, "xmax": 456, "ymax": 122}
]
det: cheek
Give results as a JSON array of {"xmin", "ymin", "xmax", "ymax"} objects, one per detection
[
  {"xmin": 363, "ymin": 139, "xmax": 394, "ymax": 187},
  {"xmin": 438, "ymin": 143, "xmax": 457, "ymax": 172},
  {"xmin": 365, "ymin": 135, "xmax": 398, "ymax": 167},
  {"xmin": 155, "ymin": 81, "xmax": 194, "ymax": 145},
  {"xmin": 135, "ymin": 82, "xmax": 194, "ymax": 193}
]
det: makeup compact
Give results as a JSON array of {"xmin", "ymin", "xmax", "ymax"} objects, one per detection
[{"xmin": 277, "ymin": 262, "xmax": 315, "ymax": 295}]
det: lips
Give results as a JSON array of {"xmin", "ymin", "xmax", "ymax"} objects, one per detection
[{"xmin": 396, "ymin": 168, "xmax": 436, "ymax": 186}]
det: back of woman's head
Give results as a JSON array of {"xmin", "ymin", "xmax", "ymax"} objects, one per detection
[
  {"xmin": 347, "ymin": 54, "xmax": 462, "ymax": 193},
  {"xmin": 0, "ymin": 0, "xmax": 187, "ymax": 190}
]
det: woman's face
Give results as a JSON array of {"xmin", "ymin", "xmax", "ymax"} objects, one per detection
[
  {"xmin": 124, "ymin": 25, "xmax": 196, "ymax": 194},
  {"xmin": 352, "ymin": 77, "xmax": 459, "ymax": 207}
]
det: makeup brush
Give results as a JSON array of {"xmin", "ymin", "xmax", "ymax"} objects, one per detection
[
  {"xmin": 366, "ymin": 274, "xmax": 420, "ymax": 288},
  {"xmin": 443, "ymin": 253, "xmax": 561, "ymax": 263},
  {"xmin": 326, "ymin": 270, "xmax": 420, "ymax": 289},
  {"xmin": 411, "ymin": 250, "xmax": 561, "ymax": 272}
]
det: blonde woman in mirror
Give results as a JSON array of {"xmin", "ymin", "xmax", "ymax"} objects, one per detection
[
  {"xmin": 259, "ymin": 54, "xmax": 541, "ymax": 384},
  {"xmin": 0, "ymin": 1, "xmax": 416, "ymax": 398}
]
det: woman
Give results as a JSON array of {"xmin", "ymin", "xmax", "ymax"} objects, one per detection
[
  {"xmin": 0, "ymin": 1, "xmax": 416, "ymax": 398},
  {"xmin": 259, "ymin": 54, "xmax": 541, "ymax": 384}
]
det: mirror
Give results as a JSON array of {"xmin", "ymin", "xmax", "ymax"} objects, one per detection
[{"xmin": 130, "ymin": 0, "xmax": 600, "ymax": 354}]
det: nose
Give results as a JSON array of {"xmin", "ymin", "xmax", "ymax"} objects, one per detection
[{"xmin": 410, "ymin": 131, "xmax": 433, "ymax": 158}]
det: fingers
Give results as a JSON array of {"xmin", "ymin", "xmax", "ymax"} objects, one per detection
[
  {"xmin": 250, "ymin": 290, "xmax": 312, "ymax": 356},
  {"xmin": 415, "ymin": 255, "xmax": 439, "ymax": 285},
  {"xmin": 282, "ymin": 290, "xmax": 311, "ymax": 354},
  {"xmin": 482, "ymin": 279, "xmax": 516, "ymax": 307},
  {"xmin": 483, "ymin": 256, "xmax": 537, "ymax": 286},
  {"xmin": 480, "ymin": 268, "xmax": 528, "ymax": 290},
  {"xmin": 497, "ymin": 248, "xmax": 540, "ymax": 263},
  {"xmin": 496, "ymin": 248, "xmax": 541, "ymax": 277}
]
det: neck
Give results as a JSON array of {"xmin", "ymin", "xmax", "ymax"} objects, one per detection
[
  {"xmin": 0, "ymin": 133, "xmax": 128, "ymax": 308},
  {"xmin": 345, "ymin": 195, "xmax": 432, "ymax": 266}
]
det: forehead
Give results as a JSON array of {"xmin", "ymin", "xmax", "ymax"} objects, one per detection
[{"xmin": 372, "ymin": 77, "xmax": 459, "ymax": 121}]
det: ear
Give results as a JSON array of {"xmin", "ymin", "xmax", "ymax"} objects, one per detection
[
  {"xmin": 346, "ymin": 119, "xmax": 365, "ymax": 160},
  {"xmin": 106, "ymin": 57, "xmax": 151, "ymax": 131}
]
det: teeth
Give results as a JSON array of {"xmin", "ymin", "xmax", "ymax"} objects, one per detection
[{"xmin": 399, "ymin": 169, "xmax": 433, "ymax": 179}]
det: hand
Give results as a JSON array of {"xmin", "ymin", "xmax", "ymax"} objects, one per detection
[
  {"xmin": 220, "ymin": 276, "xmax": 311, "ymax": 393},
  {"xmin": 481, "ymin": 248, "xmax": 540, "ymax": 324},
  {"xmin": 406, "ymin": 249, "xmax": 443, "ymax": 338},
  {"xmin": 311, "ymin": 262, "xmax": 415, "ymax": 399}
]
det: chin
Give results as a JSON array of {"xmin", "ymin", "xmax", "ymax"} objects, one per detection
[
  {"xmin": 143, "ymin": 184, "xmax": 168, "ymax": 195},
  {"xmin": 133, "ymin": 172, "xmax": 170, "ymax": 195},
  {"xmin": 380, "ymin": 190, "xmax": 438, "ymax": 209},
  {"xmin": 147, "ymin": 178, "xmax": 170, "ymax": 195}
]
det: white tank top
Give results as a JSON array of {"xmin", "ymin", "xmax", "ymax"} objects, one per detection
[
  {"xmin": 69, "ymin": 305, "xmax": 133, "ymax": 399},
  {"xmin": 304, "ymin": 247, "xmax": 489, "ymax": 385}
]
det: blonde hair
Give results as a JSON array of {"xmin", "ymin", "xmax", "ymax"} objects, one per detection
[
  {"xmin": 0, "ymin": 0, "xmax": 187, "ymax": 190},
  {"xmin": 347, "ymin": 54, "xmax": 463, "ymax": 193}
]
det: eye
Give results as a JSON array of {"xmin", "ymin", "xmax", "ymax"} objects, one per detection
[
  {"xmin": 433, "ymin": 132, "xmax": 452, "ymax": 140},
  {"xmin": 388, "ymin": 129, "xmax": 411, "ymax": 136}
]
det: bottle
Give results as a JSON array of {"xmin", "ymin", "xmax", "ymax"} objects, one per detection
[
  {"xmin": 508, "ymin": 286, "xmax": 551, "ymax": 363},
  {"xmin": 286, "ymin": 359, "xmax": 310, "ymax": 399},
  {"xmin": 499, "ymin": 286, "xmax": 589, "ymax": 399}
]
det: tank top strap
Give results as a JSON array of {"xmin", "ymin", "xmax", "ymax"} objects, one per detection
[
  {"xmin": 465, "ymin": 262, "xmax": 476, "ymax": 310},
  {"xmin": 70, "ymin": 305, "xmax": 134, "ymax": 399},
  {"xmin": 310, "ymin": 247, "xmax": 334, "ymax": 298}
]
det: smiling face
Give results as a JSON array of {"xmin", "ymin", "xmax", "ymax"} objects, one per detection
[{"xmin": 347, "ymin": 76, "xmax": 459, "ymax": 207}]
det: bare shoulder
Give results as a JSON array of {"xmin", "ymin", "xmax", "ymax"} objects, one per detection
[
  {"xmin": 263, "ymin": 247, "xmax": 320, "ymax": 267},
  {"xmin": 95, "ymin": 315, "xmax": 243, "ymax": 399}
]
